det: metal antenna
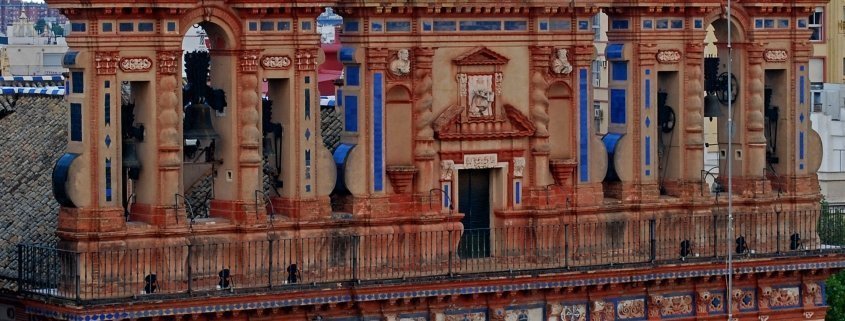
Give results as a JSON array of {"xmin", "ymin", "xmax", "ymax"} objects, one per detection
[{"xmin": 726, "ymin": 0, "xmax": 735, "ymax": 319}]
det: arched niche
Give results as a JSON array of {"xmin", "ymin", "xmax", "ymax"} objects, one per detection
[
  {"xmin": 547, "ymin": 81, "xmax": 573, "ymax": 160},
  {"xmin": 385, "ymin": 85, "xmax": 413, "ymax": 166}
]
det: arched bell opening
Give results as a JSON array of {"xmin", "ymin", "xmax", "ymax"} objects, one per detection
[
  {"xmin": 701, "ymin": 18, "xmax": 746, "ymax": 196},
  {"xmin": 119, "ymin": 82, "xmax": 148, "ymax": 220},
  {"xmin": 656, "ymin": 72, "xmax": 680, "ymax": 196},
  {"xmin": 180, "ymin": 22, "xmax": 233, "ymax": 221}
]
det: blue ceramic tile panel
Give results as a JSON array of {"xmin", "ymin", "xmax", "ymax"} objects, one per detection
[
  {"xmin": 105, "ymin": 80, "xmax": 110, "ymax": 88},
  {"xmin": 337, "ymin": 89, "xmax": 343, "ymax": 106},
  {"xmin": 539, "ymin": 21, "xmax": 548, "ymax": 31},
  {"xmin": 261, "ymin": 21, "xmax": 274, "ymax": 31},
  {"xmin": 105, "ymin": 158, "xmax": 112, "ymax": 201},
  {"xmin": 304, "ymin": 88, "xmax": 311, "ymax": 120},
  {"xmin": 434, "ymin": 21, "xmax": 456, "ymax": 31},
  {"xmin": 71, "ymin": 71, "xmax": 83, "ymax": 93},
  {"xmin": 764, "ymin": 19, "xmax": 775, "ymax": 28},
  {"xmin": 138, "ymin": 22, "xmax": 154, "ymax": 32},
  {"xmin": 443, "ymin": 184, "xmax": 450, "ymax": 207},
  {"xmin": 578, "ymin": 20, "xmax": 589, "ymax": 30},
  {"xmin": 305, "ymin": 150, "xmax": 311, "ymax": 166},
  {"xmin": 277, "ymin": 21, "xmax": 291, "ymax": 31},
  {"xmin": 346, "ymin": 65, "xmax": 360, "ymax": 86},
  {"xmin": 645, "ymin": 136, "xmax": 651, "ymax": 166},
  {"xmin": 339, "ymin": 47, "xmax": 356, "ymax": 62},
  {"xmin": 71, "ymin": 23, "xmax": 86, "ymax": 32},
  {"xmin": 779, "ymin": 19, "xmax": 789, "ymax": 28},
  {"xmin": 798, "ymin": 19, "xmax": 807, "ymax": 28},
  {"xmin": 301, "ymin": 21, "xmax": 312, "ymax": 30},
  {"xmin": 343, "ymin": 21, "xmax": 359, "ymax": 32},
  {"xmin": 656, "ymin": 19, "xmax": 669, "ymax": 29},
  {"xmin": 612, "ymin": 61, "xmax": 627, "ymax": 81},
  {"xmin": 248, "ymin": 21, "xmax": 257, "ymax": 31},
  {"xmin": 643, "ymin": 20, "xmax": 653, "ymax": 29},
  {"xmin": 671, "ymin": 19, "xmax": 683, "ymax": 29},
  {"xmin": 579, "ymin": 68, "xmax": 589, "ymax": 182},
  {"xmin": 515, "ymin": 181, "xmax": 521, "ymax": 204},
  {"xmin": 460, "ymin": 21, "xmax": 501, "ymax": 31},
  {"xmin": 694, "ymin": 19, "xmax": 703, "ymax": 29},
  {"xmin": 607, "ymin": 44, "xmax": 624, "ymax": 60},
  {"xmin": 611, "ymin": 20, "xmax": 629, "ymax": 29},
  {"xmin": 755, "ymin": 19, "xmax": 764, "ymax": 28},
  {"xmin": 800, "ymin": 75, "xmax": 805, "ymax": 104},
  {"xmin": 119, "ymin": 22, "xmax": 134, "ymax": 32},
  {"xmin": 610, "ymin": 89, "xmax": 626, "ymax": 124},
  {"xmin": 101, "ymin": 22, "xmax": 112, "ymax": 32},
  {"xmin": 550, "ymin": 19, "xmax": 570, "ymax": 30},
  {"xmin": 371, "ymin": 22, "xmax": 383, "ymax": 32},
  {"xmin": 373, "ymin": 73, "xmax": 384, "ymax": 191},
  {"xmin": 344, "ymin": 95, "xmax": 357, "ymax": 132},
  {"xmin": 63, "ymin": 51, "xmax": 78, "ymax": 66},
  {"xmin": 504, "ymin": 21, "xmax": 527, "ymax": 31},
  {"xmin": 167, "ymin": 21, "xmax": 176, "ymax": 32},
  {"xmin": 70, "ymin": 103, "xmax": 82, "ymax": 141},
  {"xmin": 800, "ymin": 131, "xmax": 804, "ymax": 159},
  {"xmin": 104, "ymin": 93, "xmax": 110, "ymax": 125},
  {"xmin": 645, "ymin": 78, "xmax": 651, "ymax": 108},
  {"xmin": 422, "ymin": 21, "xmax": 432, "ymax": 31},
  {"xmin": 386, "ymin": 21, "xmax": 411, "ymax": 32}
]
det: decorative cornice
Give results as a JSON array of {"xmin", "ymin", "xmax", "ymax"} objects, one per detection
[
  {"xmin": 94, "ymin": 51, "xmax": 119, "ymax": 75},
  {"xmin": 260, "ymin": 56, "xmax": 292, "ymax": 70},
  {"xmin": 656, "ymin": 50, "xmax": 682, "ymax": 64},
  {"xmin": 453, "ymin": 47, "xmax": 509, "ymax": 66},
  {"xmin": 119, "ymin": 57, "xmax": 152, "ymax": 73},
  {"xmin": 763, "ymin": 49, "xmax": 788, "ymax": 62},
  {"xmin": 433, "ymin": 104, "xmax": 535, "ymax": 140}
]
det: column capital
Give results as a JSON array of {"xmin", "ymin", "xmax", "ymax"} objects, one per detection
[
  {"xmin": 295, "ymin": 48, "xmax": 319, "ymax": 71},
  {"xmin": 367, "ymin": 47, "xmax": 390, "ymax": 71}
]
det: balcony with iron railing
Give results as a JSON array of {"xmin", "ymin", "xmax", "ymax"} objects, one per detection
[{"xmin": 15, "ymin": 210, "xmax": 845, "ymax": 305}]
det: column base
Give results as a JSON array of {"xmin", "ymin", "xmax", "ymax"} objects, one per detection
[
  {"xmin": 129, "ymin": 203, "xmax": 184, "ymax": 227},
  {"xmin": 270, "ymin": 196, "xmax": 331, "ymax": 221},
  {"xmin": 209, "ymin": 199, "xmax": 264, "ymax": 225},
  {"xmin": 57, "ymin": 207, "xmax": 125, "ymax": 238}
]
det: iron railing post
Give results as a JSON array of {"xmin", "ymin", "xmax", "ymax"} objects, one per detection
[
  {"xmin": 75, "ymin": 252, "xmax": 81, "ymax": 302},
  {"xmin": 447, "ymin": 229, "xmax": 453, "ymax": 277},
  {"xmin": 564, "ymin": 224, "xmax": 570, "ymax": 269},
  {"xmin": 268, "ymin": 239, "xmax": 274, "ymax": 288},
  {"xmin": 187, "ymin": 244, "xmax": 193, "ymax": 293},
  {"xmin": 712, "ymin": 213, "xmax": 718, "ymax": 258},
  {"xmin": 16, "ymin": 244, "xmax": 22, "ymax": 293},
  {"xmin": 649, "ymin": 219, "xmax": 656, "ymax": 263},
  {"xmin": 776, "ymin": 210, "xmax": 781, "ymax": 254},
  {"xmin": 351, "ymin": 235, "xmax": 359, "ymax": 283}
]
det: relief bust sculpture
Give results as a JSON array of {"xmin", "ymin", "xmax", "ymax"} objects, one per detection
[
  {"xmin": 551, "ymin": 48, "xmax": 573, "ymax": 75},
  {"xmin": 390, "ymin": 48, "xmax": 411, "ymax": 76}
]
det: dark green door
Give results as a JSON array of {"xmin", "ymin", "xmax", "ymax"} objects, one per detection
[{"xmin": 458, "ymin": 169, "xmax": 491, "ymax": 258}]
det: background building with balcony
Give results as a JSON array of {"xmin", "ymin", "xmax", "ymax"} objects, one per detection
[{"xmin": 0, "ymin": 1, "xmax": 840, "ymax": 321}]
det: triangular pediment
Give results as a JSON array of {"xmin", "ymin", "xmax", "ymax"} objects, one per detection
[
  {"xmin": 452, "ymin": 47, "xmax": 510, "ymax": 66},
  {"xmin": 433, "ymin": 104, "xmax": 535, "ymax": 140}
]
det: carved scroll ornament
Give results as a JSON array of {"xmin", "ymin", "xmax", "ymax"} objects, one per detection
[
  {"xmin": 656, "ymin": 50, "xmax": 682, "ymax": 64},
  {"xmin": 119, "ymin": 57, "xmax": 152, "ymax": 72},
  {"xmin": 261, "ymin": 56, "xmax": 292, "ymax": 69},
  {"xmin": 764, "ymin": 49, "xmax": 788, "ymax": 62}
]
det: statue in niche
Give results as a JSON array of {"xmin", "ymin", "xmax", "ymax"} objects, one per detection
[
  {"xmin": 467, "ymin": 74, "xmax": 495, "ymax": 118},
  {"xmin": 389, "ymin": 48, "xmax": 411, "ymax": 76},
  {"xmin": 551, "ymin": 48, "xmax": 573, "ymax": 75}
]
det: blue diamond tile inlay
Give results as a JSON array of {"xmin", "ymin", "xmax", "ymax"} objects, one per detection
[
  {"xmin": 800, "ymin": 113, "xmax": 805, "ymax": 122},
  {"xmin": 305, "ymin": 128, "xmax": 311, "ymax": 140},
  {"xmin": 105, "ymin": 135, "xmax": 111, "ymax": 148}
]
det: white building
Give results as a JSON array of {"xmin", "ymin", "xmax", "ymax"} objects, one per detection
[
  {"xmin": 0, "ymin": 12, "xmax": 67, "ymax": 76},
  {"xmin": 811, "ymin": 83, "xmax": 845, "ymax": 206}
]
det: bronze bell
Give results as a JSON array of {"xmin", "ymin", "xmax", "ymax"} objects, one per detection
[
  {"xmin": 184, "ymin": 103, "xmax": 220, "ymax": 142},
  {"xmin": 703, "ymin": 93, "xmax": 722, "ymax": 119},
  {"xmin": 123, "ymin": 139, "xmax": 142, "ymax": 180}
]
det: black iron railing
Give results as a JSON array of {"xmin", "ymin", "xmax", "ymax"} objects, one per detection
[{"xmin": 16, "ymin": 210, "xmax": 845, "ymax": 303}]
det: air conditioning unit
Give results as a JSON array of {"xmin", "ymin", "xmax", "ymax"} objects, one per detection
[{"xmin": 594, "ymin": 108, "xmax": 603, "ymax": 120}]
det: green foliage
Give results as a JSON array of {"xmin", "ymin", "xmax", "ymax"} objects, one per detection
[
  {"xmin": 819, "ymin": 198, "xmax": 845, "ymax": 246},
  {"xmin": 34, "ymin": 19, "xmax": 46, "ymax": 34},
  {"xmin": 51, "ymin": 24, "xmax": 64, "ymax": 37},
  {"xmin": 827, "ymin": 270, "xmax": 845, "ymax": 321}
]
